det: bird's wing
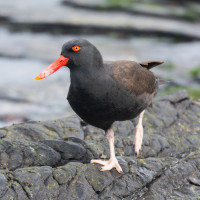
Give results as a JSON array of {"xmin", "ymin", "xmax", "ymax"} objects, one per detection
[
  {"xmin": 139, "ymin": 61, "xmax": 164, "ymax": 70},
  {"xmin": 106, "ymin": 60, "xmax": 157, "ymax": 96}
]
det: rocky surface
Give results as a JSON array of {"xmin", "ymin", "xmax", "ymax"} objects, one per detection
[{"xmin": 0, "ymin": 90, "xmax": 200, "ymax": 199}]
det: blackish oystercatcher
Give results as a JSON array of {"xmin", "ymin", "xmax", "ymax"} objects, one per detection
[{"xmin": 35, "ymin": 39, "xmax": 164, "ymax": 173}]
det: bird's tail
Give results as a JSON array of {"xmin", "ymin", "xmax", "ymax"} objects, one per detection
[{"xmin": 139, "ymin": 61, "xmax": 164, "ymax": 70}]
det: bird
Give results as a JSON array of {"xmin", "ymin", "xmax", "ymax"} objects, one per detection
[{"xmin": 35, "ymin": 39, "xmax": 164, "ymax": 174}]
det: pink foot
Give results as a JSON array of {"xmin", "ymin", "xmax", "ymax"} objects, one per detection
[{"xmin": 91, "ymin": 158, "xmax": 123, "ymax": 174}]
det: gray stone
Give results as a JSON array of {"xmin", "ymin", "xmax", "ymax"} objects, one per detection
[
  {"xmin": 159, "ymin": 90, "xmax": 189, "ymax": 103},
  {"xmin": 43, "ymin": 116, "xmax": 85, "ymax": 140},
  {"xmin": 84, "ymin": 125, "xmax": 104, "ymax": 141},
  {"xmin": 53, "ymin": 162, "xmax": 79, "ymax": 185},
  {"xmin": 1, "ymin": 117, "xmax": 84, "ymax": 142},
  {"xmin": 12, "ymin": 181, "xmax": 29, "ymax": 200},
  {"xmin": 0, "ymin": 130, "xmax": 6, "ymax": 138},
  {"xmin": 42, "ymin": 140, "xmax": 92, "ymax": 164},
  {"xmin": 0, "ymin": 174, "xmax": 7, "ymax": 198},
  {"xmin": 0, "ymin": 140, "xmax": 61, "ymax": 170}
]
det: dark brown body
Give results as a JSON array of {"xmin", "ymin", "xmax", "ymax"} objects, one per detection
[{"xmin": 67, "ymin": 60, "xmax": 158, "ymax": 130}]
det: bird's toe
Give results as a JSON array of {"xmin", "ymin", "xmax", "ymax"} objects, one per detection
[
  {"xmin": 98, "ymin": 158, "xmax": 123, "ymax": 174},
  {"xmin": 90, "ymin": 159, "xmax": 108, "ymax": 166}
]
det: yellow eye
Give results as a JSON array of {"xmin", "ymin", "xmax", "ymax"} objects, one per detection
[{"xmin": 72, "ymin": 45, "xmax": 81, "ymax": 52}]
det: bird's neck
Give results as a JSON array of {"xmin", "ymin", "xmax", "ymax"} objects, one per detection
[{"xmin": 69, "ymin": 62, "xmax": 104, "ymax": 90}]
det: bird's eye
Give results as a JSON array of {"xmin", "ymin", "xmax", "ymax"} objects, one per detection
[{"xmin": 72, "ymin": 45, "xmax": 81, "ymax": 52}]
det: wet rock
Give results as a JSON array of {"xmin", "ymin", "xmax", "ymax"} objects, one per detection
[{"xmin": 0, "ymin": 91, "xmax": 199, "ymax": 199}]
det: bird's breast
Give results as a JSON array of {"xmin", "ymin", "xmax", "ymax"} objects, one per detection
[{"xmin": 67, "ymin": 67, "xmax": 154, "ymax": 129}]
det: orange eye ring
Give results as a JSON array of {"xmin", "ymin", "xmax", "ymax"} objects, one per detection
[{"xmin": 72, "ymin": 45, "xmax": 81, "ymax": 52}]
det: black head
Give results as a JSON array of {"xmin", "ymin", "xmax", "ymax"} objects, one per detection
[
  {"xmin": 61, "ymin": 39, "xmax": 103, "ymax": 71},
  {"xmin": 35, "ymin": 39, "xmax": 103, "ymax": 80}
]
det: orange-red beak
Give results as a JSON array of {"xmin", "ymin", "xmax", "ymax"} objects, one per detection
[{"xmin": 35, "ymin": 55, "xmax": 69, "ymax": 80}]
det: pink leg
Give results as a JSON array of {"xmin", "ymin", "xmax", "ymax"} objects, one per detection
[
  {"xmin": 90, "ymin": 128, "xmax": 123, "ymax": 174},
  {"xmin": 134, "ymin": 110, "xmax": 145, "ymax": 156}
]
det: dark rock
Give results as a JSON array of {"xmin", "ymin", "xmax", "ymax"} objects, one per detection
[
  {"xmin": 0, "ymin": 129, "xmax": 6, "ymax": 138},
  {"xmin": 85, "ymin": 164, "xmax": 114, "ymax": 193},
  {"xmin": 0, "ymin": 188, "xmax": 16, "ymax": 200},
  {"xmin": 12, "ymin": 181, "xmax": 29, "ymax": 200},
  {"xmin": 1, "ymin": 116, "xmax": 84, "ymax": 142},
  {"xmin": 0, "ymin": 140, "xmax": 61, "ymax": 170},
  {"xmin": 13, "ymin": 166, "xmax": 59, "ymax": 200},
  {"xmin": 43, "ymin": 116, "xmax": 84, "ymax": 140},
  {"xmin": 150, "ymin": 100, "xmax": 178, "ymax": 127},
  {"xmin": 0, "ymin": 91, "xmax": 199, "ymax": 199},
  {"xmin": 113, "ymin": 120, "xmax": 135, "ymax": 138},
  {"xmin": 188, "ymin": 176, "xmax": 200, "ymax": 186},
  {"xmin": 139, "ymin": 152, "xmax": 200, "ymax": 200},
  {"xmin": 158, "ymin": 89, "xmax": 189, "ymax": 103},
  {"xmin": 53, "ymin": 162, "xmax": 79, "ymax": 185},
  {"xmin": 0, "ymin": 174, "xmax": 7, "ymax": 198},
  {"xmin": 84, "ymin": 125, "xmax": 104, "ymax": 141},
  {"xmin": 42, "ymin": 139, "xmax": 92, "ymax": 164},
  {"xmin": 86, "ymin": 140, "xmax": 108, "ymax": 159},
  {"xmin": 117, "ymin": 156, "xmax": 129, "ymax": 174}
]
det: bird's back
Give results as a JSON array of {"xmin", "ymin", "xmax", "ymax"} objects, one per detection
[
  {"xmin": 106, "ymin": 60, "xmax": 157, "ymax": 97},
  {"xmin": 105, "ymin": 60, "xmax": 157, "ymax": 116}
]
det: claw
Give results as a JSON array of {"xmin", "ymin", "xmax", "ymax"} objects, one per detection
[{"xmin": 91, "ymin": 158, "xmax": 123, "ymax": 174}]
